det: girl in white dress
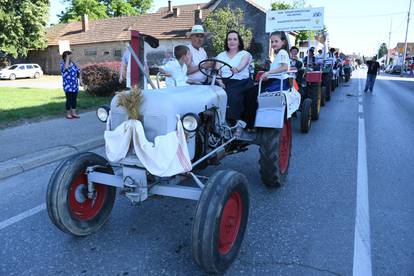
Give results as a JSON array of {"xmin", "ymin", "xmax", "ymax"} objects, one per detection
[{"xmin": 243, "ymin": 31, "xmax": 290, "ymax": 129}]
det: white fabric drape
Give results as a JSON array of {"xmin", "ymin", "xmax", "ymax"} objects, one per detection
[
  {"xmin": 283, "ymin": 89, "xmax": 301, "ymax": 118},
  {"xmin": 104, "ymin": 116, "xmax": 192, "ymax": 177}
]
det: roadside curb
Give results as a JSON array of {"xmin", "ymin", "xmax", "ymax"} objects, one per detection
[{"xmin": 0, "ymin": 137, "xmax": 105, "ymax": 180}]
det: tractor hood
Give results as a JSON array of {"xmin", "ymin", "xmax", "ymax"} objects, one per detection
[{"xmin": 109, "ymin": 85, "xmax": 227, "ymax": 141}]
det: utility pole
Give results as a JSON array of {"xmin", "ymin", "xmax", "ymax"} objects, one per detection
[
  {"xmin": 387, "ymin": 20, "xmax": 392, "ymax": 65},
  {"xmin": 401, "ymin": 0, "xmax": 412, "ymax": 77}
]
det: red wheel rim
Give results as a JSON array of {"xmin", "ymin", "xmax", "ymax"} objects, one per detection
[
  {"xmin": 279, "ymin": 119, "xmax": 292, "ymax": 174},
  {"xmin": 68, "ymin": 173, "xmax": 107, "ymax": 221},
  {"xmin": 218, "ymin": 192, "xmax": 243, "ymax": 255}
]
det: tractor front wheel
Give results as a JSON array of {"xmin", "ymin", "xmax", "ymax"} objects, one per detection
[
  {"xmin": 192, "ymin": 170, "xmax": 250, "ymax": 274},
  {"xmin": 46, "ymin": 152, "xmax": 116, "ymax": 236}
]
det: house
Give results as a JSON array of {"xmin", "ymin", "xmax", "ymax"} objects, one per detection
[
  {"xmin": 27, "ymin": 0, "xmax": 297, "ymax": 74},
  {"xmin": 389, "ymin": 42, "xmax": 414, "ymax": 65},
  {"xmin": 28, "ymin": 4, "xmax": 211, "ymax": 74},
  {"xmin": 159, "ymin": 0, "xmax": 272, "ymax": 59}
]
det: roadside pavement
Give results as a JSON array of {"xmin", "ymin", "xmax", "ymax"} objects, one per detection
[{"xmin": 0, "ymin": 110, "xmax": 106, "ymax": 180}]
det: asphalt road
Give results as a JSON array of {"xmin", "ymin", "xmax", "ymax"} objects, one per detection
[{"xmin": 0, "ymin": 70, "xmax": 413, "ymax": 275}]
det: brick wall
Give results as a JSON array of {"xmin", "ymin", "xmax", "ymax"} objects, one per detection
[
  {"xmin": 28, "ymin": 41, "xmax": 126, "ymax": 74},
  {"xmin": 28, "ymin": 40, "xmax": 196, "ymax": 74},
  {"xmin": 215, "ymin": 0, "xmax": 269, "ymax": 60}
]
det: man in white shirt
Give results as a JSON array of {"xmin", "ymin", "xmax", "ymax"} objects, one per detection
[
  {"xmin": 186, "ymin": 25, "xmax": 210, "ymax": 83},
  {"xmin": 119, "ymin": 44, "xmax": 150, "ymax": 89},
  {"xmin": 119, "ymin": 46, "xmax": 131, "ymax": 88}
]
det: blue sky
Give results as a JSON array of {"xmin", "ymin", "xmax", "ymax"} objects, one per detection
[{"xmin": 49, "ymin": 0, "xmax": 414, "ymax": 56}]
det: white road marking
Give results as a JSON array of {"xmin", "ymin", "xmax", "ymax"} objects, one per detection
[
  {"xmin": 358, "ymin": 104, "xmax": 363, "ymax": 113},
  {"xmin": 353, "ymin": 72, "xmax": 372, "ymax": 276},
  {"xmin": 0, "ymin": 203, "xmax": 46, "ymax": 231}
]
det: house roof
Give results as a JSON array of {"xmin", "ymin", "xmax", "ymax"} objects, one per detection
[
  {"xmin": 206, "ymin": 0, "xmax": 266, "ymax": 12},
  {"xmin": 47, "ymin": 16, "xmax": 140, "ymax": 46},
  {"xmin": 131, "ymin": 10, "xmax": 210, "ymax": 40},
  {"xmin": 157, "ymin": 2, "xmax": 212, "ymax": 13},
  {"xmin": 45, "ymin": 0, "xmax": 267, "ymax": 46},
  {"xmin": 46, "ymin": 9, "xmax": 210, "ymax": 46},
  {"xmin": 245, "ymin": 0, "xmax": 267, "ymax": 12}
]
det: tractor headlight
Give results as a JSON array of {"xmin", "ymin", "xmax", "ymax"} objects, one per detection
[
  {"xmin": 182, "ymin": 113, "xmax": 200, "ymax": 132},
  {"xmin": 96, "ymin": 105, "xmax": 110, "ymax": 123}
]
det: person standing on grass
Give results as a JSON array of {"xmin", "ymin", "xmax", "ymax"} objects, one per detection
[
  {"xmin": 364, "ymin": 56, "xmax": 380, "ymax": 93},
  {"xmin": 61, "ymin": 51, "xmax": 81, "ymax": 119}
]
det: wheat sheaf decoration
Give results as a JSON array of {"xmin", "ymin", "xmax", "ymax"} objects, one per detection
[{"xmin": 117, "ymin": 86, "xmax": 144, "ymax": 121}]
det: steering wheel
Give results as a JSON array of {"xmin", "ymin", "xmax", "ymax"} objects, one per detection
[{"xmin": 198, "ymin": 58, "xmax": 234, "ymax": 80}]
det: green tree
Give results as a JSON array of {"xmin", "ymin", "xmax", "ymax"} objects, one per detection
[
  {"xmin": 59, "ymin": 0, "xmax": 152, "ymax": 23},
  {"xmin": 271, "ymin": 2, "xmax": 292, "ymax": 10},
  {"xmin": 0, "ymin": 0, "xmax": 49, "ymax": 58},
  {"xmin": 104, "ymin": 0, "xmax": 136, "ymax": 17},
  {"xmin": 271, "ymin": 1, "xmax": 317, "ymax": 46},
  {"xmin": 377, "ymin": 43, "xmax": 387, "ymax": 59},
  {"xmin": 128, "ymin": 0, "xmax": 152, "ymax": 14},
  {"xmin": 204, "ymin": 7, "xmax": 252, "ymax": 55},
  {"xmin": 59, "ymin": 0, "xmax": 108, "ymax": 23}
]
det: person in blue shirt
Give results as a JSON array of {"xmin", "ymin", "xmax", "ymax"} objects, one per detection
[{"xmin": 60, "ymin": 51, "xmax": 80, "ymax": 119}]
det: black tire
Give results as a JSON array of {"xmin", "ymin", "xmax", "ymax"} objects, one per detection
[
  {"xmin": 9, "ymin": 74, "xmax": 16, "ymax": 80},
  {"xmin": 192, "ymin": 131, "xmax": 209, "ymax": 170},
  {"xmin": 34, "ymin": 72, "xmax": 40, "ymax": 79},
  {"xmin": 325, "ymin": 81, "xmax": 331, "ymax": 101},
  {"xmin": 310, "ymin": 84, "xmax": 321, "ymax": 121},
  {"xmin": 300, "ymin": 98, "xmax": 312, "ymax": 133},
  {"xmin": 321, "ymin": 86, "xmax": 326, "ymax": 107},
  {"xmin": 257, "ymin": 118, "xmax": 292, "ymax": 187},
  {"xmin": 46, "ymin": 152, "xmax": 116, "ymax": 236},
  {"xmin": 192, "ymin": 170, "xmax": 249, "ymax": 274}
]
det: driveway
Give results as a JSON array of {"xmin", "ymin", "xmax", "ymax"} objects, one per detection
[{"xmin": 0, "ymin": 75, "xmax": 63, "ymax": 89}]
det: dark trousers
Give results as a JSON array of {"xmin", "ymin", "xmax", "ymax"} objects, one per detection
[
  {"xmin": 364, "ymin": 74, "xmax": 377, "ymax": 92},
  {"xmin": 65, "ymin": 92, "xmax": 78, "ymax": 110},
  {"xmin": 222, "ymin": 78, "xmax": 253, "ymax": 123}
]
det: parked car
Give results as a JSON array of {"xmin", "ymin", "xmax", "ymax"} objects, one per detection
[
  {"xmin": 390, "ymin": 65, "xmax": 402, "ymax": 74},
  {"xmin": 385, "ymin": 64, "xmax": 393, "ymax": 73},
  {"xmin": 0, "ymin": 63, "xmax": 43, "ymax": 80}
]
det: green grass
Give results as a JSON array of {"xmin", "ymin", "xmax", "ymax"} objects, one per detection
[{"xmin": 0, "ymin": 87, "xmax": 110, "ymax": 125}]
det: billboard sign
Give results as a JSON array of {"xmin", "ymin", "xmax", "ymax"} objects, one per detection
[
  {"xmin": 266, "ymin": 7, "xmax": 324, "ymax": 32},
  {"xmin": 58, "ymin": 40, "xmax": 71, "ymax": 55}
]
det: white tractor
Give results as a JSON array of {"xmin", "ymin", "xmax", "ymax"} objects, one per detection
[{"xmin": 46, "ymin": 44, "xmax": 300, "ymax": 274}]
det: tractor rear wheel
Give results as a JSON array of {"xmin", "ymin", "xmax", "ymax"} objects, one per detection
[
  {"xmin": 257, "ymin": 118, "xmax": 292, "ymax": 188},
  {"xmin": 300, "ymin": 98, "xmax": 312, "ymax": 133},
  {"xmin": 310, "ymin": 84, "xmax": 321, "ymax": 120}
]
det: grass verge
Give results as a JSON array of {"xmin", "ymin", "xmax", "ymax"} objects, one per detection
[{"xmin": 0, "ymin": 87, "xmax": 110, "ymax": 125}]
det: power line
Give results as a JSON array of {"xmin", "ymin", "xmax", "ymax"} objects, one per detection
[{"xmin": 326, "ymin": 11, "xmax": 406, "ymax": 19}]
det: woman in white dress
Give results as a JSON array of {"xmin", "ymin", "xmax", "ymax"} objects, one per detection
[{"xmin": 215, "ymin": 30, "xmax": 253, "ymax": 124}]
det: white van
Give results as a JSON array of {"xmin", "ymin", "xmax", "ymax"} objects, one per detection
[{"xmin": 0, "ymin": 64, "xmax": 43, "ymax": 80}]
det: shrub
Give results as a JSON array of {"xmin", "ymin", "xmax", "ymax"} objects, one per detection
[
  {"xmin": 81, "ymin": 61, "xmax": 123, "ymax": 97},
  {"xmin": 0, "ymin": 57, "xmax": 10, "ymax": 69}
]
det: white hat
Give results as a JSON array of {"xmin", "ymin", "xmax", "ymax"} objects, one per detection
[{"xmin": 186, "ymin": 25, "xmax": 211, "ymax": 38}]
